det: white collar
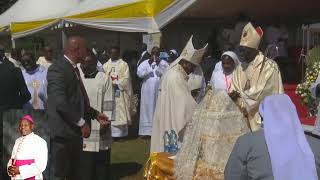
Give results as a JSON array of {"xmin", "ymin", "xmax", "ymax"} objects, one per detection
[
  {"xmin": 22, "ymin": 132, "xmax": 34, "ymax": 138},
  {"xmin": 64, "ymin": 55, "xmax": 77, "ymax": 68}
]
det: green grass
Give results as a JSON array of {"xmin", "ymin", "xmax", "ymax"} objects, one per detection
[{"xmin": 111, "ymin": 137, "xmax": 150, "ymax": 180}]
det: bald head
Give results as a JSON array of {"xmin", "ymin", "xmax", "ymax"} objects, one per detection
[{"xmin": 64, "ymin": 36, "xmax": 87, "ymax": 64}]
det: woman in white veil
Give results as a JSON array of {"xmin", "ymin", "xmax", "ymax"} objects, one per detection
[
  {"xmin": 175, "ymin": 88, "xmax": 250, "ymax": 180},
  {"xmin": 210, "ymin": 51, "xmax": 240, "ymax": 92}
]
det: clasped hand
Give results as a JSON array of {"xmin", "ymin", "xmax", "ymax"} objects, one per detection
[{"xmin": 8, "ymin": 165, "xmax": 19, "ymax": 177}]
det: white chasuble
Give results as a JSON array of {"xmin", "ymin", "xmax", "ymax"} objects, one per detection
[
  {"xmin": 103, "ymin": 59, "xmax": 133, "ymax": 137},
  {"xmin": 231, "ymin": 52, "xmax": 284, "ymax": 131},
  {"xmin": 151, "ymin": 64, "xmax": 197, "ymax": 152}
]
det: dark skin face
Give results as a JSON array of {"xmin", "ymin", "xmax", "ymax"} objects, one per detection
[
  {"xmin": 44, "ymin": 47, "xmax": 53, "ymax": 62},
  {"xmin": 19, "ymin": 120, "xmax": 33, "ymax": 136},
  {"xmin": 21, "ymin": 55, "xmax": 38, "ymax": 72},
  {"xmin": 191, "ymin": 89, "xmax": 201, "ymax": 100},
  {"xmin": 179, "ymin": 59, "xmax": 196, "ymax": 75},
  {"xmin": 151, "ymin": 47, "xmax": 160, "ymax": 57},
  {"xmin": 11, "ymin": 50, "xmax": 22, "ymax": 62},
  {"xmin": 110, "ymin": 48, "xmax": 120, "ymax": 61},
  {"xmin": 149, "ymin": 47, "xmax": 160, "ymax": 65},
  {"xmin": 222, "ymin": 55, "xmax": 236, "ymax": 74},
  {"xmin": 168, "ymin": 51, "xmax": 177, "ymax": 63},
  {"xmin": 239, "ymin": 46, "xmax": 258, "ymax": 64},
  {"xmin": 81, "ymin": 55, "xmax": 98, "ymax": 76}
]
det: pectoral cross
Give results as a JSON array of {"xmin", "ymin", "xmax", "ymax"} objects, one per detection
[{"xmin": 28, "ymin": 80, "xmax": 40, "ymax": 109}]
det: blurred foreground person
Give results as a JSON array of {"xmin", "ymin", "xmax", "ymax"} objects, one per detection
[{"xmin": 225, "ymin": 94, "xmax": 320, "ymax": 180}]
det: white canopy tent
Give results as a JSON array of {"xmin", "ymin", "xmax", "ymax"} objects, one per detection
[
  {"xmin": 0, "ymin": 0, "xmax": 79, "ymax": 35},
  {"xmin": 0, "ymin": 0, "xmax": 196, "ymax": 39}
]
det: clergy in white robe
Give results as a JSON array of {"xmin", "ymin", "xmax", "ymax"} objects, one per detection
[
  {"xmin": 78, "ymin": 53, "xmax": 113, "ymax": 179},
  {"xmin": 137, "ymin": 47, "xmax": 169, "ymax": 136},
  {"xmin": 103, "ymin": 47, "xmax": 133, "ymax": 137},
  {"xmin": 150, "ymin": 36, "xmax": 207, "ymax": 152},
  {"xmin": 21, "ymin": 52, "xmax": 48, "ymax": 109},
  {"xmin": 80, "ymin": 60, "xmax": 113, "ymax": 152},
  {"xmin": 230, "ymin": 22, "xmax": 284, "ymax": 131},
  {"xmin": 7, "ymin": 115, "xmax": 48, "ymax": 180},
  {"xmin": 210, "ymin": 51, "xmax": 240, "ymax": 92}
]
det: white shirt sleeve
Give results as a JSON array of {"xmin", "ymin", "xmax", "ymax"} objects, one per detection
[
  {"xmin": 137, "ymin": 61, "xmax": 153, "ymax": 79},
  {"xmin": 18, "ymin": 138, "xmax": 48, "ymax": 179},
  {"xmin": 77, "ymin": 118, "xmax": 86, "ymax": 127}
]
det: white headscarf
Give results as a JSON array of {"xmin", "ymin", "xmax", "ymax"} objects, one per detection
[
  {"xmin": 210, "ymin": 51, "xmax": 239, "ymax": 91},
  {"xmin": 260, "ymin": 94, "xmax": 318, "ymax": 180}
]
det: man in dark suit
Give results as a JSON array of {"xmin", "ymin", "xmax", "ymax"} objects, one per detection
[
  {"xmin": 0, "ymin": 45, "xmax": 30, "ymax": 111},
  {"xmin": 47, "ymin": 36, "xmax": 109, "ymax": 180}
]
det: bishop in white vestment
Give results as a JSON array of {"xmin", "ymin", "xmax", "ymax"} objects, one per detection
[
  {"xmin": 103, "ymin": 47, "xmax": 133, "ymax": 137},
  {"xmin": 150, "ymin": 36, "xmax": 207, "ymax": 152},
  {"xmin": 230, "ymin": 22, "xmax": 284, "ymax": 131},
  {"xmin": 137, "ymin": 47, "xmax": 169, "ymax": 136},
  {"xmin": 7, "ymin": 115, "xmax": 48, "ymax": 180}
]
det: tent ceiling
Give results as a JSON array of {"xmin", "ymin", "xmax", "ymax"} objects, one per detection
[
  {"xmin": 0, "ymin": 0, "xmax": 79, "ymax": 27},
  {"xmin": 181, "ymin": 0, "xmax": 320, "ymax": 20}
]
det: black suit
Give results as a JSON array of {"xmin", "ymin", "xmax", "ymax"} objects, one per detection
[
  {"xmin": 0, "ymin": 61, "xmax": 30, "ymax": 110},
  {"xmin": 47, "ymin": 57, "xmax": 97, "ymax": 180}
]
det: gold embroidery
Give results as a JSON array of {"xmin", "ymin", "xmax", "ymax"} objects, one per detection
[{"xmin": 28, "ymin": 80, "xmax": 40, "ymax": 109}]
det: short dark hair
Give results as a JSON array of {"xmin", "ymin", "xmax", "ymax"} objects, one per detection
[
  {"xmin": 86, "ymin": 48, "xmax": 97, "ymax": 60},
  {"xmin": 11, "ymin": 48, "xmax": 21, "ymax": 56},
  {"xmin": 22, "ymin": 51, "xmax": 35, "ymax": 61},
  {"xmin": 110, "ymin": 46, "xmax": 120, "ymax": 52}
]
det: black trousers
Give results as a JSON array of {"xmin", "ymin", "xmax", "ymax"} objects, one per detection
[
  {"xmin": 78, "ymin": 149, "xmax": 111, "ymax": 180},
  {"xmin": 50, "ymin": 136, "xmax": 83, "ymax": 180}
]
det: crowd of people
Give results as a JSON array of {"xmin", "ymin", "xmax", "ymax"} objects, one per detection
[{"xmin": 1, "ymin": 21, "xmax": 320, "ymax": 180}]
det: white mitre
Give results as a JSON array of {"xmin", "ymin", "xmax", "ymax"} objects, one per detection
[{"xmin": 179, "ymin": 36, "xmax": 208, "ymax": 66}]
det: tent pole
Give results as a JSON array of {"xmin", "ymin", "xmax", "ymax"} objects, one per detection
[
  {"xmin": 11, "ymin": 38, "xmax": 16, "ymax": 48},
  {"xmin": 61, "ymin": 29, "xmax": 67, "ymax": 49}
]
